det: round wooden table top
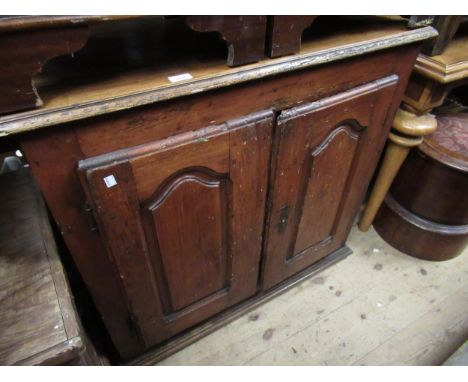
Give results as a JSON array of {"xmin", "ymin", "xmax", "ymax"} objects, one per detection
[{"xmin": 420, "ymin": 112, "xmax": 468, "ymax": 172}]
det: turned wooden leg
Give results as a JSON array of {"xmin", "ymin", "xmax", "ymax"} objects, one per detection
[{"xmin": 358, "ymin": 108, "xmax": 437, "ymax": 232}]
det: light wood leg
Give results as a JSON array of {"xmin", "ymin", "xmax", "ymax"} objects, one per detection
[{"xmin": 358, "ymin": 109, "xmax": 437, "ymax": 232}]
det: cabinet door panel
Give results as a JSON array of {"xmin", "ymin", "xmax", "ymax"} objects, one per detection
[
  {"xmin": 144, "ymin": 169, "xmax": 229, "ymax": 313},
  {"xmin": 293, "ymin": 125, "xmax": 360, "ymax": 255},
  {"xmin": 78, "ymin": 110, "xmax": 273, "ymax": 348},
  {"xmin": 263, "ymin": 76, "xmax": 398, "ymax": 290}
]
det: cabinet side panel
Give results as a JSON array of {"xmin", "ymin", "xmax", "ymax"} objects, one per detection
[{"xmin": 20, "ymin": 129, "xmax": 144, "ymax": 360}]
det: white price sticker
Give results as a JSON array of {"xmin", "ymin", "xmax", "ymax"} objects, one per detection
[
  {"xmin": 103, "ymin": 175, "xmax": 117, "ymax": 188},
  {"xmin": 168, "ymin": 73, "xmax": 193, "ymax": 83}
]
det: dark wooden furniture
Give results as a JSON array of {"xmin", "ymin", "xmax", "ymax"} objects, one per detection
[
  {"xmin": 374, "ymin": 113, "xmax": 468, "ymax": 261},
  {"xmin": 0, "ymin": 168, "xmax": 102, "ymax": 365},
  {"xmin": 261, "ymin": 77, "xmax": 399, "ymax": 290},
  {"xmin": 0, "ymin": 15, "xmax": 270, "ymax": 115},
  {"xmin": 185, "ymin": 16, "xmax": 267, "ymax": 66},
  {"xmin": 407, "ymin": 16, "xmax": 466, "ymax": 56},
  {"xmin": 0, "ymin": 16, "xmax": 145, "ymax": 116},
  {"xmin": 0, "ymin": 18, "xmax": 436, "ymax": 363},
  {"xmin": 266, "ymin": 16, "xmax": 317, "ymax": 58},
  {"xmin": 421, "ymin": 16, "xmax": 464, "ymax": 56}
]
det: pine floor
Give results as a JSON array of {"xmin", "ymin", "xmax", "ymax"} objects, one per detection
[{"xmin": 156, "ymin": 224, "xmax": 468, "ymax": 366}]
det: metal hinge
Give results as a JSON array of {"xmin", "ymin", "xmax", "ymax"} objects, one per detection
[{"xmin": 84, "ymin": 201, "xmax": 98, "ymax": 232}]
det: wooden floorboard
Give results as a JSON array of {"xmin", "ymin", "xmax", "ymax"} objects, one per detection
[
  {"xmin": 156, "ymin": 224, "xmax": 468, "ymax": 365},
  {"xmin": 354, "ymin": 286, "xmax": 468, "ymax": 365}
]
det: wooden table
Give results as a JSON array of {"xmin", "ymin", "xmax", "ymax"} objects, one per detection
[{"xmin": 0, "ymin": 169, "xmax": 101, "ymax": 365}]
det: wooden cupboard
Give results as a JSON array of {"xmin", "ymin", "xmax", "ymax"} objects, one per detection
[
  {"xmin": 0, "ymin": 20, "xmax": 437, "ymax": 362},
  {"xmin": 77, "ymin": 111, "xmax": 274, "ymax": 347},
  {"xmin": 71, "ymin": 75, "xmax": 399, "ymax": 352},
  {"xmin": 19, "ymin": 58, "xmax": 416, "ymax": 361},
  {"xmin": 263, "ymin": 77, "xmax": 398, "ymax": 290}
]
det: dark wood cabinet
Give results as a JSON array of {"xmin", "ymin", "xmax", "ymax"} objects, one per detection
[
  {"xmin": 262, "ymin": 76, "xmax": 398, "ymax": 290},
  {"xmin": 71, "ymin": 75, "xmax": 402, "ymax": 353},
  {"xmin": 3, "ymin": 20, "xmax": 435, "ymax": 362},
  {"xmin": 77, "ymin": 111, "xmax": 273, "ymax": 347}
]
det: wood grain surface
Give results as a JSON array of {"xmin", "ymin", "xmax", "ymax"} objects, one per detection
[
  {"xmin": 153, "ymin": 225, "xmax": 468, "ymax": 365},
  {"xmin": 0, "ymin": 169, "xmax": 100, "ymax": 365},
  {"xmin": 415, "ymin": 33, "xmax": 468, "ymax": 83},
  {"xmin": 262, "ymin": 76, "xmax": 398, "ymax": 290}
]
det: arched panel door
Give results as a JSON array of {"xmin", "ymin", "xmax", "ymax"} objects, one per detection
[
  {"xmin": 262, "ymin": 76, "xmax": 399, "ymax": 290},
  {"xmin": 78, "ymin": 110, "xmax": 273, "ymax": 349}
]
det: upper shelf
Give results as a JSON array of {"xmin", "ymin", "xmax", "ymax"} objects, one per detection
[{"xmin": 0, "ymin": 17, "xmax": 437, "ymax": 137}]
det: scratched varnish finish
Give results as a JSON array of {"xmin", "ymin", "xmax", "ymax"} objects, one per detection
[{"xmin": 156, "ymin": 225, "xmax": 468, "ymax": 365}]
